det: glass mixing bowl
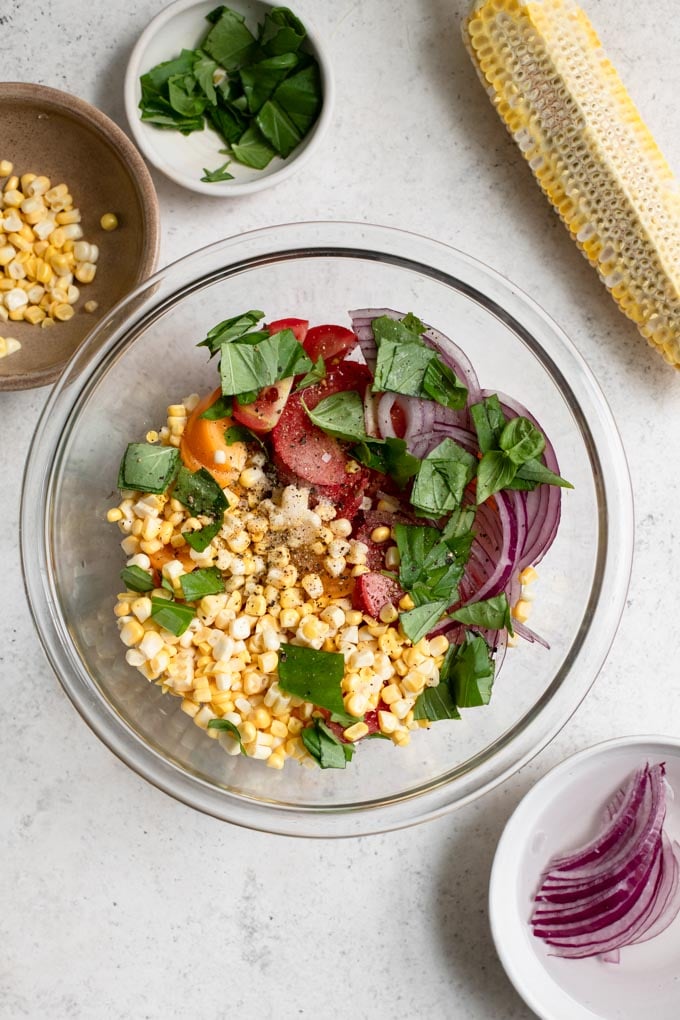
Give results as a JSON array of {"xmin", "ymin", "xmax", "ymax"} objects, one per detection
[{"xmin": 21, "ymin": 222, "xmax": 633, "ymax": 837}]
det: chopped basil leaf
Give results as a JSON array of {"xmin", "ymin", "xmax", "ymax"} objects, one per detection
[
  {"xmin": 200, "ymin": 394, "xmax": 233, "ymax": 419},
  {"xmin": 179, "ymin": 567, "xmax": 225, "ymax": 601},
  {"xmin": 120, "ymin": 565, "xmax": 155, "ymax": 593},
  {"xmin": 241, "ymin": 53, "xmax": 298, "ymax": 114},
  {"xmin": 295, "ymin": 355, "xmax": 326, "ymax": 390},
  {"xmin": 442, "ymin": 633, "xmax": 495, "ymax": 707},
  {"xmin": 224, "ymin": 423, "xmax": 265, "ymax": 448},
  {"xmin": 161, "ymin": 576, "xmax": 174, "ymax": 593},
  {"xmin": 401, "ymin": 311, "xmax": 426, "ymax": 334},
  {"xmin": 219, "ymin": 328, "xmax": 312, "ymax": 396},
  {"xmin": 303, "ymin": 390, "xmax": 366, "ymax": 442},
  {"xmin": 200, "ymin": 160, "xmax": 234, "ymax": 182},
  {"xmin": 277, "ymin": 643, "xmax": 349, "ymax": 717},
  {"xmin": 399, "ymin": 601, "xmax": 450, "ymax": 644},
  {"xmin": 515, "ymin": 458, "xmax": 573, "ymax": 489},
  {"xmin": 202, "ymin": 7, "xmax": 258, "ymax": 69},
  {"xmin": 499, "ymin": 416, "xmax": 545, "ymax": 465},
  {"xmin": 207, "ymin": 718, "xmax": 244, "ymax": 752},
  {"xmin": 272, "ymin": 63, "xmax": 322, "ymax": 132},
  {"xmin": 150, "ymin": 596, "xmax": 195, "ymax": 636},
  {"xmin": 413, "ymin": 683, "xmax": 461, "ymax": 721},
  {"xmin": 260, "ymin": 7, "xmax": 306, "ymax": 56},
  {"xmin": 173, "ymin": 466, "xmax": 229, "ymax": 518},
  {"xmin": 470, "ymin": 395, "xmax": 506, "ymax": 453},
  {"xmin": 198, "ymin": 309, "xmax": 264, "ymax": 357},
  {"xmin": 256, "ymin": 98, "xmax": 302, "ymax": 157},
  {"xmin": 301, "ymin": 719, "xmax": 354, "ymax": 769},
  {"xmin": 411, "ymin": 438, "xmax": 477, "ymax": 517},
  {"xmin": 182, "ymin": 520, "xmax": 221, "ymax": 552},
  {"xmin": 450, "ymin": 593, "xmax": 514, "ymax": 635},
  {"xmin": 193, "ymin": 51, "xmax": 219, "ymax": 104},
  {"xmin": 475, "ymin": 450, "xmax": 518, "ymax": 505},
  {"xmin": 117, "ymin": 443, "xmax": 180, "ymax": 494},
  {"xmin": 394, "ymin": 522, "xmax": 445, "ymax": 590},
  {"xmin": 372, "ymin": 315, "xmax": 467, "ymax": 411},
  {"xmin": 229, "ymin": 123, "xmax": 277, "ymax": 168},
  {"xmin": 351, "ymin": 437, "xmax": 420, "ymax": 489}
]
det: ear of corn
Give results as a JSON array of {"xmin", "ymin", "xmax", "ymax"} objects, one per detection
[{"xmin": 463, "ymin": 0, "xmax": 680, "ymax": 366}]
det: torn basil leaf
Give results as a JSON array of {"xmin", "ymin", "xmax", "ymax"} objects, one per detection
[
  {"xmin": 182, "ymin": 520, "xmax": 222, "ymax": 553},
  {"xmin": 450, "ymin": 593, "xmax": 514, "ymax": 635},
  {"xmin": 411, "ymin": 438, "xmax": 477, "ymax": 517},
  {"xmin": 207, "ymin": 718, "xmax": 244, "ymax": 752},
  {"xmin": 117, "ymin": 443, "xmax": 180, "ymax": 495},
  {"xmin": 301, "ymin": 719, "xmax": 354, "ymax": 769},
  {"xmin": 179, "ymin": 566, "xmax": 225, "ymax": 601},
  {"xmin": 120, "ymin": 565, "xmax": 155, "ymax": 593},
  {"xmin": 277, "ymin": 644, "xmax": 349, "ymax": 717},
  {"xmin": 413, "ymin": 683, "xmax": 461, "ymax": 721},
  {"xmin": 173, "ymin": 466, "xmax": 229, "ymax": 518},
  {"xmin": 442, "ymin": 633, "xmax": 495, "ymax": 707},
  {"xmin": 150, "ymin": 596, "xmax": 195, "ymax": 637}
]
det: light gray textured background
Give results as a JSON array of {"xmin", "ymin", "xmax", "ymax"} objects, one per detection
[{"xmin": 2, "ymin": 1, "xmax": 679, "ymax": 1017}]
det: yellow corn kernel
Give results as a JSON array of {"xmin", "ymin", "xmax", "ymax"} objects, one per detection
[
  {"xmin": 512, "ymin": 599, "xmax": 531, "ymax": 623},
  {"xmin": 392, "ymin": 729, "xmax": 411, "ymax": 747},
  {"xmin": 345, "ymin": 693, "xmax": 368, "ymax": 717},
  {"xmin": 464, "ymin": 0, "xmax": 680, "ymax": 366},
  {"xmin": 378, "ymin": 603, "xmax": 399, "ymax": 624},
  {"xmin": 41, "ymin": 317, "xmax": 55, "ymax": 329},
  {"xmin": 370, "ymin": 525, "xmax": 391, "ymax": 543},
  {"xmin": 119, "ymin": 619, "xmax": 145, "ymax": 646},
  {"xmin": 23, "ymin": 305, "xmax": 45, "ymax": 324},
  {"xmin": 398, "ymin": 593, "xmax": 415, "ymax": 611},
  {"xmin": 100, "ymin": 212, "xmax": 119, "ymax": 231},
  {"xmin": 251, "ymin": 707, "xmax": 272, "ymax": 730},
  {"xmin": 343, "ymin": 721, "xmax": 369, "ymax": 742},
  {"xmin": 519, "ymin": 566, "xmax": 539, "ymax": 586},
  {"xmin": 378, "ymin": 710, "xmax": 399, "ymax": 734},
  {"xmin": 181, "ymin": 698, "xmax": 200, "ymax": 718},
  {"xmin": 53, "ymin": 302, "xmax": 74, "ymax": 322},
  {"xmin": 55, "ymin": 208, "xmax": 80, "ymax": 225},
  {"xmin": 279, "ymin": 608, "xmax": 300, "ymax": 629},
  {"xmin": 265, "ymin": 751, "xmax": 286, "ymax": 769},
  {"xmin": 428, "ymin": 634, "xmax": 450, "ymax": 658},
  {"xmin": 0, "ymin": 160, "xmax": 13, "ymax": 177},
  {"xmin": 74, "ymin": 261, "xmax": 96, "ymax": 284}
]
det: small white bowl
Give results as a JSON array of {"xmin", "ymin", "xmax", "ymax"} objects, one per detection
[
  {"xmin": 490, "ymin": 736, "xmax": 680, "ymax": 1020},
  {"xmin": 124, "ymin": 0, "xmax": 333, "ymax": 196}
]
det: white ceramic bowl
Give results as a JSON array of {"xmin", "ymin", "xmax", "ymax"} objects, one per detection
[
  {"xmin": 490, "ymin": 736, "xmax": 680, "ymax": 1020},
  {"xmin": 124, "ymin": 0, "xmax": 333, "ymax": 196}
]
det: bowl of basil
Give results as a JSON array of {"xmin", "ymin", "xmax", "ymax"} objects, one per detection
[{"xmin": 124, "ymin": 0, "xmax": 332, "ymax": 195}]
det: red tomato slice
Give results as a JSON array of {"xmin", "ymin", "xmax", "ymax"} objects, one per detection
[
  {"xmin": 303, "ymin": 324, "xmax": 359, "ymax": 367},
  {"xmin": 390, "ymin": 401, "xmax": 407, "ymax": 438},
  {"xmin": 233, "ymin": 378, "xmax": 294, "ymax": 433},
  {"xmin": 267, "ymin": 317, "xmax": 309, "ymax": 342}
]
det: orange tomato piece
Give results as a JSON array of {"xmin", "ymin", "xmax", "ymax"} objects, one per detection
[{"xmin": 179, "ymin": 387, "xmax": 247, "ymax": 488}]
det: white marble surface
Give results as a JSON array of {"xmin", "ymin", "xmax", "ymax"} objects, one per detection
[{"xmin": 2, "ymin": 1, "xmax": 679, "ymax": 1017}]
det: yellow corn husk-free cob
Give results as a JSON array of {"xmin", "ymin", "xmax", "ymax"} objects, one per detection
[{"xmin": 463, "ymin": 0, "xmax": 680, "ymax": 366}]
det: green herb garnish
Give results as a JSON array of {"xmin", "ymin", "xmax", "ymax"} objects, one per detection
[
  {"xmin": 207, "ymin": 717, "xmax": 245, "ymax": 752},
  {"xmin": 295, "ymin": 355, "xmax": 326, "ymax": 390},
  {"xmin": 277, "ymin": 643, "xmax": 351, "ymax": 717},
  {"xmin": 301, "ymin": 719, "xmax": 354, "ymax": 769},
  {"xmin": 450, "ymin": 593, "xmax": 514, "ymax": 635},
  {"xmin": 413, "ymin": 683, "xmax": 461, "ymax": 721},
  {"xmin": 182, "ymin": 520, "xmax": 222, "ymax": 553},
  {"xmin": 173, "ymin": 466, "xmax": 229, "ymax": 518},
  {"xmin": 350, "ymin": 437, "xmax": 420, "ymax": 489},
  {"xmin": 442, "ymin": 632, "xmax": 496, "ymax": 707},
  {"xmin": 410, "ymin": 438, "xmax": 477, "ymax": 518},
  {"xmin": 200, "ymin": 160, "xmax": 235, "ymax": 182},
  {"xmin": 150, "ymin": 596, "xmax": 195, "ymax": 636},
  {"xmin": 198, "ymin": 310, "xmax": 265, "ymax": 358},
  {"xmin": 119, "ymin": 565, "xmax": 155, "ymax": 593},
  {"xmin": 117, "ymin": 443, "xmax": 180, "ymax": 494},
  {"xmin": 219, "ymin": 328, "xmax": 312, "ymax": 397},
  {"xmin": 200, "ymin": 394, "xmax": 233, "ymax": 419},
  {"xmin": 224, "ymin": 423, "xmax": 265, "ymax": 448},
  {"xmin": 138, "ymin": 5, "xmax": 322, "ymax": 178},
  {"xmin": 179, "ymin": 567, "xmax": 225, "ymax": 601},
  {"xmin": 371, "ymin": 315, "xmax": 468, "ymax": 410}
]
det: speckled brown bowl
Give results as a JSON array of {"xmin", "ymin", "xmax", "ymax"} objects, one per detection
[{"xmin": 0, "ymin": 82, "xmax": 159, "ymax": 391}]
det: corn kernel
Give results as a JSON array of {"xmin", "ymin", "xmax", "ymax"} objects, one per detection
[
  {"xmin": 344, "ymin": 721, "xmax": 369, "ymax": 742},
  {"xmin": 100, "ymin": 212, "xmax": 119, "ymax": 231},
  {"xmin": 512, "ymin": 599, "xmax": 531, "ymax": 623},
  {"xmin": 398, "ymin": 593, "xmax": 415, "ymax": 611},
  {"xmin": 519, "ymin": 566, "xmax": 538, "ymax": 586},
  {"xmin": 0, "ymin": 160, "xmax": 13, "ymax": 177}
]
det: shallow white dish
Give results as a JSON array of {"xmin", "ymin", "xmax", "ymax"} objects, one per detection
[
  {"xmin": 124, "ymin": 0, "xmax": 333, "ymax": 196},
  {"xmin": 490, "ymin": 736, "xmax": 680, "ymax": 1020}
]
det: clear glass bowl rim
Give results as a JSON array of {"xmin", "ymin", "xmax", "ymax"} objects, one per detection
[{"xmin": 20, "ymin": 221, "xmax": 634, "ymax": 838}]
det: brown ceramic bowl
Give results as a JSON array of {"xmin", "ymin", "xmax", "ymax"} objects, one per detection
[{"xmin": 0, "ymin": 82, "xmax": 159, "ymax": 391}]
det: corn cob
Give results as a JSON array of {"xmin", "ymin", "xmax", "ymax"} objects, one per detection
[{"xmin": 463, "ymin": 0, "xmax": 680, "ymax": 366}]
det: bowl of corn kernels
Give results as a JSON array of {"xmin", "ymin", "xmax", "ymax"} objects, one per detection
[
  {"xmin": 0, "ymin": 82, "xmax": 159, "ymax": 390},
  {"xmin": 21, "ymin": 222, "xmax": 632, "ymax": 836}
]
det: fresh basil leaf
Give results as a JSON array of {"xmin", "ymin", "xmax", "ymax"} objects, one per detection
[
  {"xmin": 475, "ymin": 450, "xmax": 518, "ymax": 505},
  {"xmin": 192, "ymin": 51, "xmax": 219, "ymax": 104},
  {"xmin": 203, "ymin": 6, "xmax": 258, "ymax": 68},
  {"xmin": 329, "ymin": 709, "xmax": 364, "ymax": 728},
  {"xmin": 450, "ymin": 593, "xmax": 513, "ymax": 635},
  {"xmin": 224, "ymin": 423, "xmax": 265, "ymax": 449},
  {"xmin": 240, "ymin": 53, "xmax": 299, "ymax": 114},
  {"xmin": 182, "ymin": 520, "xmax": 222, "ymax": 553},
  {"xmin": 351, "ymin": 437, "xmax": 420, "ymax": 489},
  {"xmin": 516, "ymin": 458, "xmax": 573, "ymax": 489},
  {"xmin": 499, "ymin": 416, "xmax": 545, "ymax": 465},
  {"xmin": 230, "ymin": 123, "xmax": 277, "ymax": 168},
  {"xmin": 394, "ymin": 523, "xmax": 442, "ymax": 590},
  {"xmin": 295, "ymin": 356, "xmax": 326, "ymax": 390},
  {"xmin": 411, "ymin": 438, "xmax": 477, "ymax": 517},
  {"xmin": 301, "ymin": 719, "xmax": 354, "ymax": 769},
  {"xmin": 120, "ymin": 565, "xmax": 155, "ymax": 593},
  {"xmin": 198, "ymin": 309, "xmax": 265, "ymax": 356},
  {"xmin": 167, "ymin": 75, "xmax": 208, "ymax": 119},
  {"xmin": 207, "ymin": 101, "xmax": 246, "ymax": 144},
  {"xmin": 441, "ymin": 507, "xmax": 476, "ymax": 560},
  {"xmin": 303, "ymin": 390, "xmax": 366, "ymax": 442},
  {"xmin": 219, "ymin": 328, "xmax": 312, "ymax": 396},
  {"xmin": 260, "ymin": 7, "xmax": 306, "ymax": 55},
  {"xmin": 400, "ymin": 601, "xmax": 450, "ymax": 644},
  {"xmin": 150, "ymin": 596, "xmax": 195, "ymax": 637},
  {"xmin": 161, "ymin": 576, "xmax": 174, "ymax": 594},
  {"xmin": 179, "ymin": 566, "xmax": 225, "ymax": 601},
  {"xmin": 372, "ymin": 315, "xmax": 467, "ymax": 411},
  {"xmin": 173, "ymin": 466, "xmax": 229, "ymax": 518},
  {"xmin": 207, "ymin": 718, "xmax": 244, "ymax": 751},
  {"xmin": 277, "ymin": 644, "xmax": 349, "ymax": 717},
  {"xmin": 201, "ymin": 160, "xmax": 234, "ymax": 182},
  {"xmin": 422, "ymin": 359, "xmax": 468, "ymax": 411},
  {"xmin": 401, "ymin": 311, "xmax": 426, "ymax": 334},
  {"xmin": 470, "ymin": 394, "xmax": 506, "ymax": 453},
  {"xmin": 413, "ymin": 683, "xmax": 461, "ymax": 721},
  {"xmin": 200, "ymin": 394, "xmax": 233, "ymax": 419},
  {"xmin": 140, "ymin": 49, "xmax": 197, "ymax": 93},
  {"xmin": 272, "ymin": 63, "xmax": 322, "ymax": 132},
  {"xmin": 256, "ymin": 98, "xmax": 302, "ymax": 158},
  {"xmin": 443, "ymin": 632, "xmax": 495, "ymax": 707},
  {"xmin": 117, "ymin": 443, "xmax": 180, "ymax": 494}
]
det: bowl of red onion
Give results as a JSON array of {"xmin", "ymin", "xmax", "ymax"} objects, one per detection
[
  {"xmin": 22, "ymin": 222, "xmax": 633, "ymax": 836},
  {"xmin": 491, "ymin": 736, "xmax": 680, "ymax": 1020}
]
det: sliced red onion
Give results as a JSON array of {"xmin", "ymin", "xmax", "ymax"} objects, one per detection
[
  {"xmin": 364, "ymin": 391, "xmax": 380, "ymax": 438},
  {"xmin": 531, "ymin": 764, "xmax": 680, "ymax": 959},
  {"xmin": 511, "ymin": 621, "xmax": 550, "ymax": 649}
]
